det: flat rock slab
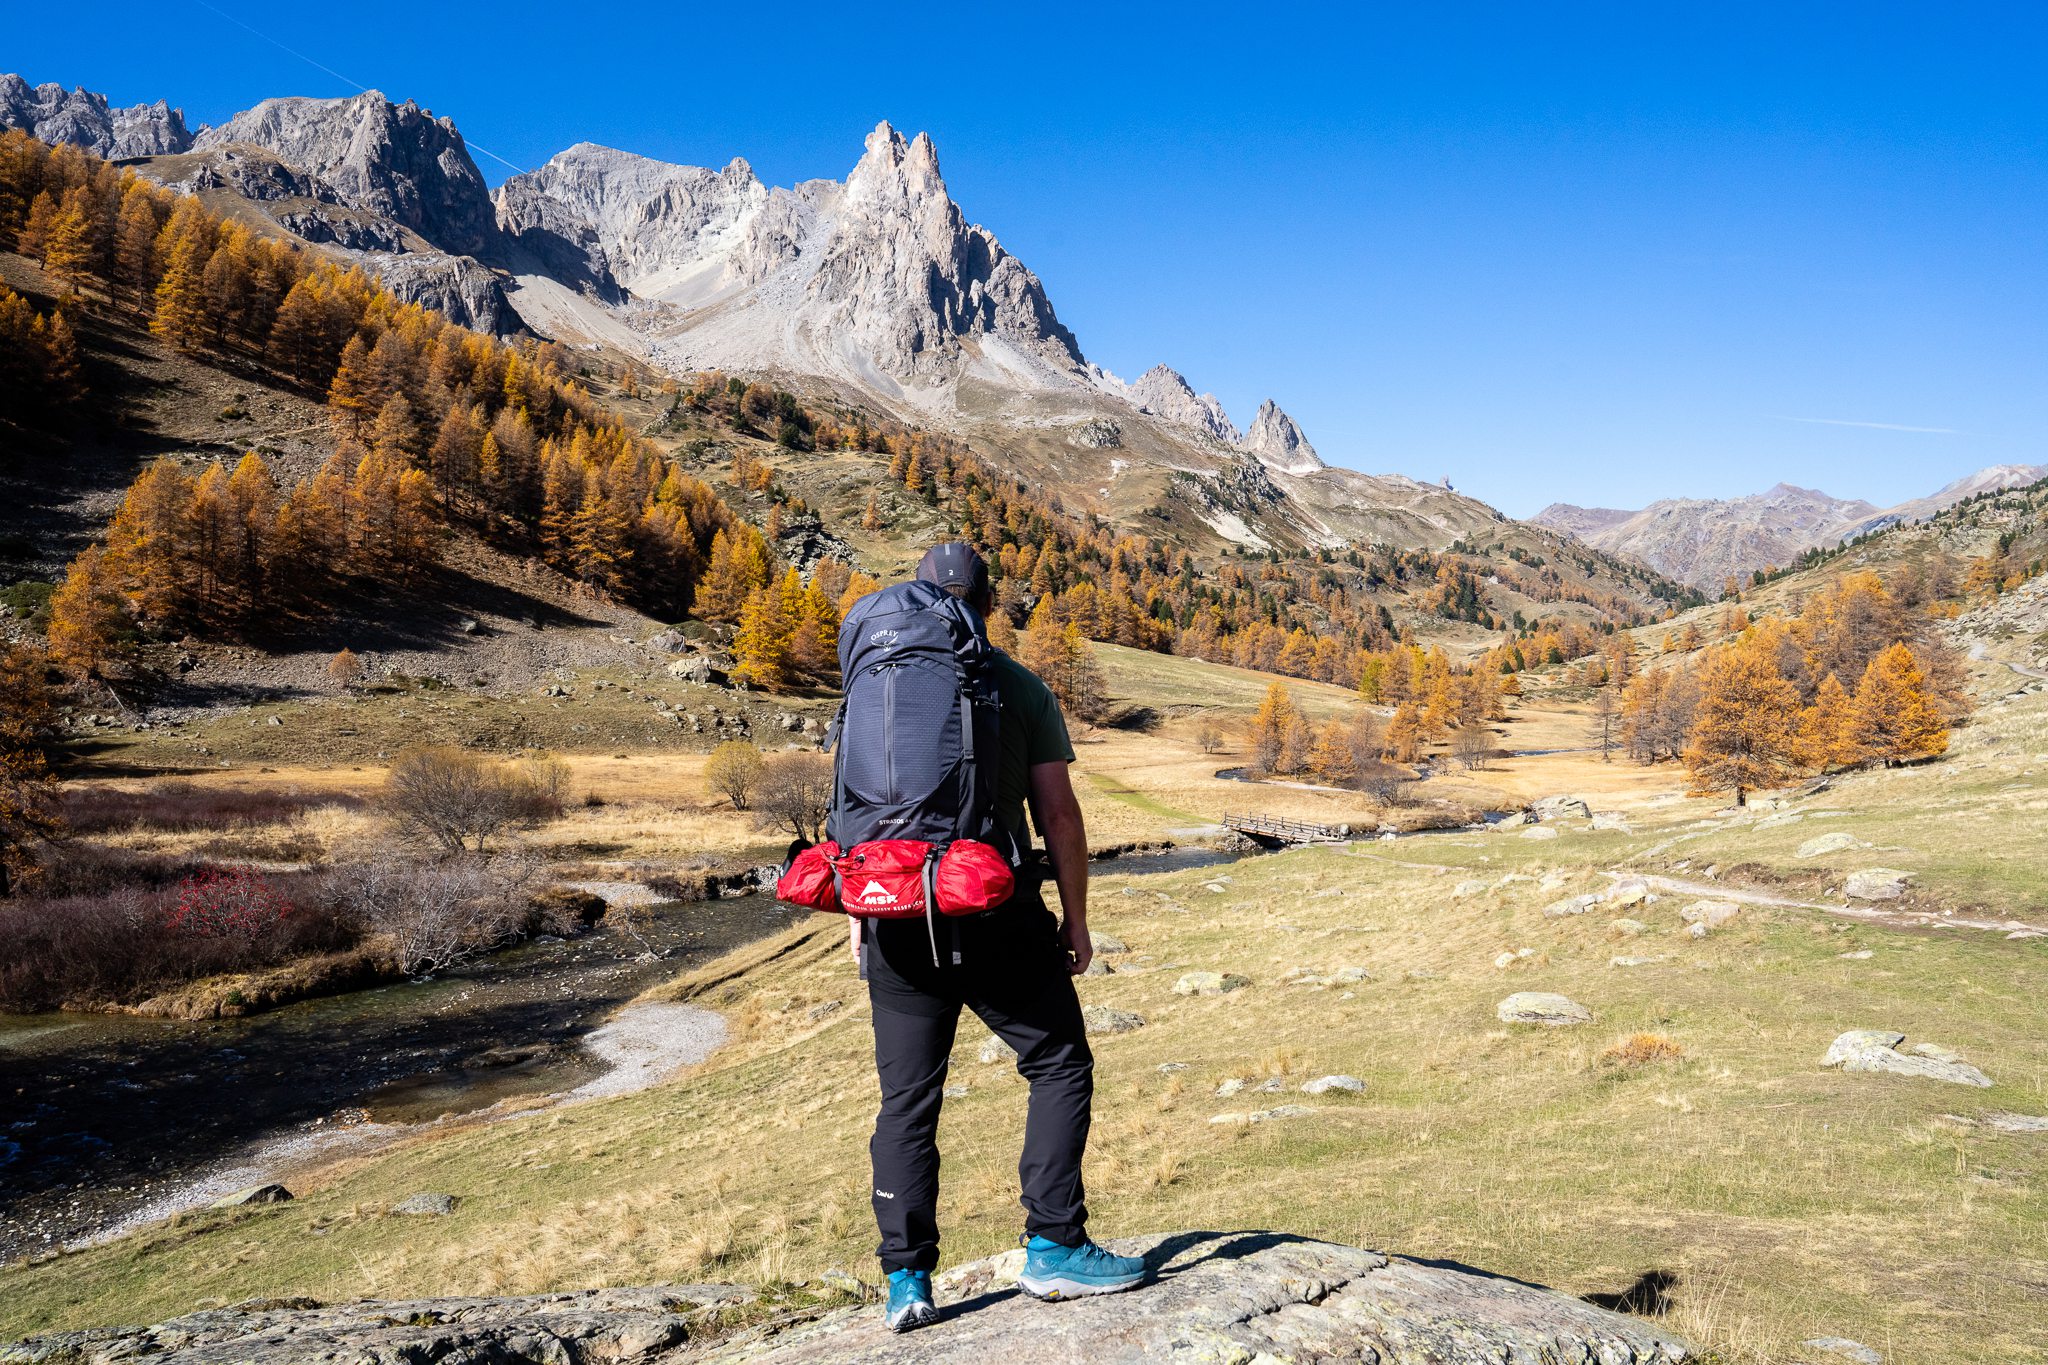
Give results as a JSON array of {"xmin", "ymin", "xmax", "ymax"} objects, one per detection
[
  {"xmin": 706, "ymin": 1231, "xmax": 1694, "ymax": 1364},
  {"xmin": 0, "ymin": 1284, "xmax": 751, "ymax": 1365},
  {"xmin": 1823, "ymin": 1029, "xmax": 1992, "ymax": 1087},
  {"xmin": 1844, "ymin": 868, "xmax": 1914, "ymax": 901},
  {"xmin": 1499, "ymin": 991, "xmax": 1593, "ymax": 1026}
]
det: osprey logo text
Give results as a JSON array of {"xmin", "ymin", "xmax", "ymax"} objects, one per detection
[
  {"xmin": 857, "ymin": 880, "xmax": 898, "ymax": 908},
  {"xmin": 869, "ymin": 628, "xmax": 900, "ymax": 651}
]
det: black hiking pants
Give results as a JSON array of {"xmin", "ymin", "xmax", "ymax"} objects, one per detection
[{"xmin": 862, "ymin": 895, "xmax": 1093, "ymax": 1274}]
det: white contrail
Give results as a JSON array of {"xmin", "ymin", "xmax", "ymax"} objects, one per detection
[
  {"xmin": 1775, "ymin": 415, "xmax": 1956, "ymax": 434},
  {"xmin": 189, "ymin": 0, "xmax": 527, "ymax": 175}
]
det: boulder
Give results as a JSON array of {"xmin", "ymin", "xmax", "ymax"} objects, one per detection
[
  {"xmin": 1796, "ymin": 831, "xmax": 1861, "ymax": 858},
  {"xmin": 1844, "ymin": 869, "xmax": 1914, "ymax": 901},
  {"xmin": 209, "ymin": 1183, "xmax": 293, "ymax": 1208},
  {"xmin": 1985, "ymin": 1112, "xmax": 2048, "ymax": 1133},
  {"xmin": 666, "ymin": 655, "xmax": 729, "ymax": 686},
  {"xmin": 1090, "ymin": 931, "xmax": 1129, "ymax": 954},
  {"xmin": 1173, "ymin": 971, "xmax": 1250, "ymax": 997},
  {"xmin": 1608, "ymin": 955, "xmax": 1667, "ymax": 968},
  {"xmin": 1531, "ymin": 795, "xmax": 1591, "ymax": 822},
  {"xmin": 1803, "ymin": 1338, "xmax": 1883, "ymax": 1365},
  {"xmin": 1542, "ymin": 894, "xmax": 1599, "ymax": 917},
  {"xmin": 1081, "ymin": 1005, "xmax": 1146, "ymax": 1035},
  {"xmin": 1679, "ymin": 900, "xmax": 1740, "ymax": 931},
  {"xmin": 1822, "ymin": 1030, "xmax": 1992, "ymax": 1086},
  {"xmin": 1609, "ymin": 918, "xmax": 1650, "ymax": 937},
  {"xmin": 1520, "ymin": 826, "xmax": 1561, "ymax": 841},
  {"xmin": 1494, "ymin": 811, "xmax": 1530, "ymax": 829},
  {"xmin": 978, "ymin": 1034, "xmax": 1018, "ymax": 1064},
  {"xmin": 1452, "ymin": 879, "xmax": 1491, "ymax": 898},
  {"xmin": 1300, "ymin": 1074, "xmax": 1366, "ymax": 1095},
  {"xmin": 1497, "ymin": 992, "xmax": 1592, "ymax": 1026},
  {"xmin": 1606, "ymin": 879, "xmax": 1650, "ymax": 907},
  {"xmin": 1591, "ymin": 812, "xmax": 1632, "ymax": 832},
  {"xmin": 390, "ymin": 1192, "xmax": 458, "ymax": 1217}
]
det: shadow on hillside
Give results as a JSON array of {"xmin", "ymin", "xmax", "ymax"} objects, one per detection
[{"xmin": 1582, "ymin": 1268, "xmax": 1679, "ymax": 1316}]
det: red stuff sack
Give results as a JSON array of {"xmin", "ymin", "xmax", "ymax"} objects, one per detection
[
  {"xmin": 835, "ymin": 840, "xmax": 935, "ymax": 918},
  {"xmin": 935, "ymin": 839, "xmax": 1015, "ymax": 913},
  {"xmin": 775, "ymin": 841, "xmax": 842, "ymax": 912}
]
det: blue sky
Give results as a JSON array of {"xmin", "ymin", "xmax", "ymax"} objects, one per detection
[{"xmin": 13, "ymin": 3, "xmax": 2045, "ymax": 516}]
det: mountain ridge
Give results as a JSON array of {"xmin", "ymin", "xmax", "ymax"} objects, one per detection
[{"xmin": 1536, "ymin": 466, "xmax": 2046, "ymax": 588}]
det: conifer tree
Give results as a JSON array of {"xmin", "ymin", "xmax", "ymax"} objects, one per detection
[
  {"xmin": 17, "ymin": 190, "xmax": 57, "ymax": 264},
  {"xmin": 148, "ymin": 234, "xmax": 210, "ymax": 352},
  {"xmin": 1796, "ymin": 673, "xmax": 1862, "ymax": 772},
  {"xmin": 114, "ymin": 185, "xmax": 160, "ymax": 298},
  {"xmin": 326, "ymin": 335, "xmax": 378, "ymax": 433},
  {"xmin": 862, "ymin": 491, "xmax": 883, "ymax": 531},
  {"xmin": 43, "ymin": 199, "xmax": 97, "ymax": 291},
  {"xmin": 1246, "ymin": 682, "xmax": 1299, "ymax": 775},
  {"xmin": 46, "ymin": 545, "xmax": 128, "ymax": 678},
  {"xmin": 1682, "ymin": 642, "xmax": 1801, "ymax": 803},
  {"xmin": 732, "ymin": 584, "xmax": 794, "ymax": 689},
  {"xmin": 1851, "ymin": 643, "xmax": 1949, "ymax": 766}
]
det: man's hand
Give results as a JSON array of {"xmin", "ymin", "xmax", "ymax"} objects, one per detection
[
  {"xmin": 849, "ymin": 917, "xmax": 861, "ymax": 963},
  {"xmin": 1060, "ymin": 915, "xmax": 1092, "ymax": 976}
]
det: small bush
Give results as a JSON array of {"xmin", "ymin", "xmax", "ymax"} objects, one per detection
[
  {"xmin": 383, "ymin": 746, "xmax": 561, "ymax": 853},
  {"xmin": 756, "ymin": 752, "xmax": 831, "ymax": 843},
  {"xmin": 704, "ymin": 741, "xmax": 764, "ymax": 811},
  {"xmin": 1601, "ymin": 1033, "xmax": 1686, "ymax": 1067},
  {"xmin": 331, "ymin": 853, "xmax": 539, "ymax": 976},
  {"xmin": 0, "ymin": 867, "xmax": 357, "ymax": 1011}
]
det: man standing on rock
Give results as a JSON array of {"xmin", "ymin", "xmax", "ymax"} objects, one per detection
[{"xmin": 852, "ymin": 543, "xmax": 1144, "ymax": 1332}]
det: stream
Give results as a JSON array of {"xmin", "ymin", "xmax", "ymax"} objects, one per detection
[{"xmin": 0, "ymin": 849, "xmax": 1232, "ymax": 1266}]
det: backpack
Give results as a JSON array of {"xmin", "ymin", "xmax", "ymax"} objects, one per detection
[{"xmin": 774, "ymin": 579, "xmax": 1018, "ymax": 958}]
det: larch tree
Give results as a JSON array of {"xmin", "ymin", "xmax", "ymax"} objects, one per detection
[
  {"xmin": 1246, "ymin": 682, "xmax": 1299, "ymax": 774},
  {"xmin": 732, "ymin": 584, "xmax": 795, "ymax": 689},
  {"xmin": 1851, "ymin": 643, "xmax": 1949, "ymax": 766},
  {"xmin": 1796, "ymin": 673, "xmax": 1862, "ymax": 772},
  {"xmin": 148, "ymin": 233, "xmax": 211, "ymax": 352},
  {"xmin": 1681, "ymin": 642, "xmax": 1802, "ymax": 804},
  {"xmin": 46, "ymin": 545, "xmax": 128, "ymax": 678}
]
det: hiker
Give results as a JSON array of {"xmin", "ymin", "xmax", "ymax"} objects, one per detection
[{"xmin": 790, "ymin": 542, "xmax": 1143, "ymax": 1333}]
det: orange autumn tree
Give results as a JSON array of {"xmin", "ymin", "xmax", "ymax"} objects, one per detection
[
  {"xmin": 1852, "ymin": 642, "xmax": 1949, "ymax": 766},
  {"xmin": 1682, "ymin": 636, "xmax": 1801, "ymax": 804},
  {"xmin": 1795, "ymin": 673, "xmax": 1862, "ymax": 773}
]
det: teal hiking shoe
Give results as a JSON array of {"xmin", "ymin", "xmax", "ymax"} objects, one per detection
[
  {"xmin": 882, "ymin": 1267, "xmax": 939, "ymax": 1332},
  {"xmin": 1017, "ymin": 1234, "xmax": 1147, "ymax": 1301}
]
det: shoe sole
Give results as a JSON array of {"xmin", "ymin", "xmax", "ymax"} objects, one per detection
[
  {"xmin": 886, "ymin": 1302, "xmax": 940, "ymax": 1333},
  {"xmin": 1017, "ymin": 1273, "xmax": 1145, "ymax": 1302}
]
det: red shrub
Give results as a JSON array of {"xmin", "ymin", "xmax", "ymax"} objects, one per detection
[{"xmin": 163, "ymin": 868, "xmax": 294, "ymax": 940}]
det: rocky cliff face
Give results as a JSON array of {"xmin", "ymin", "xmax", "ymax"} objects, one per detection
[
  {"xmin": 0, "ymin": 1230, "xmax": 1696, "ymax": 1364},
  {"xmin": 1131, "ymin": 364, "xmax": 1241, "ymax": 444},
  {"xmin": 195, "ymin": 92, "xmax": 497, "ymax": 257},
  {"xmin": 1242, "ymin": 398, "xmax": 1325, "ymax": 475},
  {"xmin": 0, "ymin": 75, "xmax": 191, "ymax": 158},
  {"xmin": 1537, "ymin": 466, "xmax": 2047, "ymax": 587}
]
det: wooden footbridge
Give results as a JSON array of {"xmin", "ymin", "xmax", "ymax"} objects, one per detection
[{"xmin": 1223, "ymin": 812, "xmax": 1355, "ymax": 848}]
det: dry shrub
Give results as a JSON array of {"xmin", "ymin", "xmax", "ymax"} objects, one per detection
[
  {"xmin": 755, "ymin": 752, "xmax": 831, "ymax": 844},
  {"xmin": 1601, "ymin": 1033, "xmax": 1686, "ymax": 1067},
  {"xmin": 0, "ymin": 868, "xmax": 357, "ymax": 1011},
  {"xmin": 384, "ymin": 746, "xmax": 563, "ymax": 853},
  {"xmin": 330, "ymin": 853, "xmax": 540, "ymax": 976}
]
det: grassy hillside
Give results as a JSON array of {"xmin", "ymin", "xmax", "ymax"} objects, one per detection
[{"xmin": 8, "ymin": 676, "xmax": 2043, "ymax": 1362}]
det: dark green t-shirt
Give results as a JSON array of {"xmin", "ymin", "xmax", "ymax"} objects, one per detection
[{"xmin": 990, "ymin": 649, "xmax": 1074, "ymax": 844}]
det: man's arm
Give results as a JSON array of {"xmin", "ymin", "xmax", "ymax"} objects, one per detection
[{"xmin": 1028, "ymin": 759, "xmax": 1092, "ymax": 975}]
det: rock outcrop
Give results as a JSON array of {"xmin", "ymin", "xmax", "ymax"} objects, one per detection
[
  {"xmin": 0, "ymin": 1232, "xmax": 1695, "ymax": 1363},
  {"xmin": 1241, "ymin": 398, "xmax": 1324, "ymax": 475},
  {"xmin": 1131, "ymin": 364, "xmax": 1241, "ymax": 444},
  {"xmin": 0, "ymin": 74, "xmax": 191, "ymax": 158},
  {"xmin": 195, "ymin": 91, "xmax": 497, "ymax": 256}
]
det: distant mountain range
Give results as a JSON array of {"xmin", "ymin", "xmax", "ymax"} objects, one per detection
[{"xmin": 1535, "ymin": 465, "xmax": 2047, "ymax": 588}]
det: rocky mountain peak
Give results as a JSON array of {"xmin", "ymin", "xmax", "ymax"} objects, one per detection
[
  {"xmin": 0, "ymin": 73, "xmax": 192, "ymax": 158},
  {"xmin": 1242, "ymin": 399, "xmax": 1324, "ymax": 475},
  {"xmin": 1132, "ymin": 365, "xmax": 1242, "ymax": 444},
  {"xmin": 195, "ymin": 90, "xmax": 497, "ymax": 256}
]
